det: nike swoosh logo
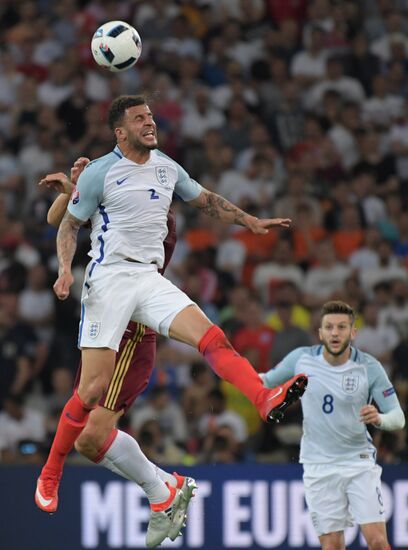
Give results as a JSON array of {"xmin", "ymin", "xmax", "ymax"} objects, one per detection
[
  {"xmin": 116, "ymin": 176, "xmax": 129, "ymax": 185},
  {"xmin": 268, "ymin": 387, "xmax": 283, "ymax": 401},
  {"xmin": 36, "ymin": 487, "xmax": 53, "ymax": 507},
  {"xmin": 66, "ymin": 412, "xmax": 81, "ymax": 422}
]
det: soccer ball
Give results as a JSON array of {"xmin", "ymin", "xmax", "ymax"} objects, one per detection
[{"xmin": 91, "ymin": 21, "xmax": 142, "ymax": 72}]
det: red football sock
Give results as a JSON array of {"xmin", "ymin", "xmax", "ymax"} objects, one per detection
[
  {"xmin": 42, "ymin": 391, "xmax": 93, "ymax": 477},
  {"xmin": 198, "ymin": 325, "xmax": 266, "ymax": 406}
]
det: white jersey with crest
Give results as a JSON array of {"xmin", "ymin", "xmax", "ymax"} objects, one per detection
[
  {"xmin": 263, "ymin": 345, "xmax": 402, "ymax": 466},
  {"xmin": 67, "ymin": 146, "xmax": 202, "ymax": 269}
]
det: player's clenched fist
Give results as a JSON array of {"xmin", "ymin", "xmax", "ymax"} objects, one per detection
[
  {"xmin": 360, "ymin": 404, "xmax": 381, "ymax": 426},
  {"xmin": 53, "ymin": 272, "xmax": 74, "ymax": 300}
]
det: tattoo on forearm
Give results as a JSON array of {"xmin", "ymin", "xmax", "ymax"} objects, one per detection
[
  {"xmin": 56, "ymin": 211, "xmax": 81, "ymax": 273},
  {"xmin": 197, "ymin": 192, "xmax": 247, "ymax": 225}
]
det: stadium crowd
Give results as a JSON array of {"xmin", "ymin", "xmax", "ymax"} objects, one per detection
[{"xmin": 0, "ymin": 0, "xmax": 407, "ymax": 467}]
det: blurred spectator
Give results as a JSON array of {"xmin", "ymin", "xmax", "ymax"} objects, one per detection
[
  {"xmin": 352, "ymin": 170, "xmax": 387, "ymax": 225},
  {"xmin": 360, "ymin": 240, "xmax": 407, "ymax": 292},
  {"xmin": 0, "ymin": 291, "xmax": 40, "ymax": 406},
  {"xmin": 0, "ymin": 394, "xmax": 46, "ymax": 463},
  {"xmin": 291, "ymin": 202, "xmax": 327, "ymax": 265},
  {"xmin": 17, "ymin": 264, "xmax": 55, "ymax": 344},
  {"xmin": 198, "ymin": 388, "xmax": 248, "ymax": 445},
  {"xmin": 370, "ymin": 11, "xmax": 408, "ymax": 63},
  {"xmin": 304, "ymin": 239, "xmax": 351, "ymax": 306},
  {"xmin": 252, "ymin": 238, "xmax": 303, "ymax": 305},
  {"xmin": 267, "ymin": 281, "xmax": 311, "ymax": 332},
  {"xmin": 389, "ymin": 102, "xmax": 408, "ymax": 183},
  {"xmin": 137, "ymin": 419, "xmax": 190, "ymax": 466},
  {"xmin": 201, "ymin": 424, "xmax": 245, "ymax": 463},
  {"xmin": 347, "ymin": 33, "xmax": 380, "ymax": 95},
  {"xmin": 268, "ymin": 80, "xmax": 305, "ymax": 152},
  {"xmin": 131, "ymin": 386, "xmax": 188, "ymax": 448},
  {"xmin": 291, "ymin": 26, "xmax": 328, "ymax": 88},
  {"xmin": 354, "ymin": 301, "xmax": 400, "ymax": 373},
  {"xmin": 231, "ymin": 297, "xmax": 275, "ymax": 374},
  {"xmin": 394, "ymin": 211, "xmax": 408, "ymax": 262},
  {"xmin": 379, "ymin": 279, "xmax": 408, "ymax": 340},
  {"xmin": 180, "ymin": 86, "xmax": 224, "ymax": 143},
  {"xmin": 274, "ymin": 172, "xmax": 322, "ymax": 225},
  {"xmin": 363, "ymin": 74, "xmax": 404, "ymax": 128},
  {"xmin": 349, "ymin": 226, "xmax": 381, "ymax": 272},
  {"xmin": 269, "ymin": 300, "xmax": 312, "ymax": 366},
  {"xmin": 354, "ymin": 128, "xmax": 398, "ymax": 196},
  {"xmin": 305, "ymin": 56, "xmax": 366, "ymax": 112},
  {"xmin": 331, "ymin": 204, "xmax": 364, "ymax": 260},
  {"xmin": 328, "ymin": 101, "xmax": 361, "ymax": 171}
]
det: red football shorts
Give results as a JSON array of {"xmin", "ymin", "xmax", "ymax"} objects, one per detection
[{"xmin": 74, "ymin": 323, "xmax": 156, "ymax": 414}]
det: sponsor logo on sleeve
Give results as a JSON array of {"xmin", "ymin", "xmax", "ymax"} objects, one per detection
[
  {"xmin": 71, "ymin": 189, "xmax": 80, "ymax": 205},
  {"xmin": 383, "ymin": 387, "xmax": 395, "ymax": 397}
]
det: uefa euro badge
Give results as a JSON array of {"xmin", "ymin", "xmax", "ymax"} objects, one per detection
[
  {"xmin": 155, "ymin": 166, "xmax": 170, "ymax": 188},
  {"xmin": 342, "ymin": 375, "xmax": 359, "ymax": 394},
  {"xmin": 89, "ymin": 322, "xmax": 101, "ymax": 339}
]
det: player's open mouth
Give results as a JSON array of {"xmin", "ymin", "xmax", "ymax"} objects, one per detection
[{"xmin": 143, "ymin": 131, "xmax": 155, "ymax": 138}]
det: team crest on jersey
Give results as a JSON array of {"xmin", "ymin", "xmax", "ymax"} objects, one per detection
[
  {"xmin": 155, "ymin": 166, "xmax": 170, "ymax": 188},
  {"xmin": 88, "ymin": 322, "xmax": 101, "ymax": 339},
  {"xmin": 342, "ymin": 375, "xmax": 359, "ymax": 393}
]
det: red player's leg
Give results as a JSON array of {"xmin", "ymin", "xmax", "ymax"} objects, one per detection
[{"xmin": 35, "ymin": 348, "xmax": 115, "ymax": 513}]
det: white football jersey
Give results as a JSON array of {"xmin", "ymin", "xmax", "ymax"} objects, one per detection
[
  {"xmin": 68, "ymin": 146, "xmax": 202, "ymax": 268},
  {"xmin": 263, "ymin": 345, "xmax": 402, "ymax": 465}
]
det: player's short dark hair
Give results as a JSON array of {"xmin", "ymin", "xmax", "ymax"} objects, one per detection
[
  {"xmin": 108, "ymin": 95, "xmax": 148, "ymax": 130},
  {"xmin": 320, "ymin": 301, "xmax": 356, "ymax": 323}
]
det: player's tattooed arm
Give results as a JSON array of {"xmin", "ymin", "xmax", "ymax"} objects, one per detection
[
  {"xmin": 56, "ymin": 211, "xmax": 82, "ymax": 274},
  {"xmin": 53, "ymin": 211, "xmax": 84, "ymax": 300},
  {"xmin": 190, "ymin": 188, "xmax": 291, "ymax": 234},
  {"xmin": 192, "ymin": 189, "xmax": 247, "ymax": 224}
]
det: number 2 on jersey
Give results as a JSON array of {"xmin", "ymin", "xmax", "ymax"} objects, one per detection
[
  {"xmin": 149, "ymin": 188, "xmax": 159, "ymax": 200},
  {"xmin": 322, "ymin": 394, "xmax": 334, "ymax": 414}
]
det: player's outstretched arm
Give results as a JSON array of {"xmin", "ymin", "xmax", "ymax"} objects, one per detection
[
  {"xmin": 53, "ymin": 211, "xmax": 83, "ymax": 300},
  {"xmin": 40, "ymin": 158, "xmax": 90, "ymax": 227},
  {"xmin": 189, "ymin": 188, "xmax": 291, "ymax": 234}
]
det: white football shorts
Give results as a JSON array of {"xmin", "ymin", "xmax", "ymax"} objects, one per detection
[
  {"xmin": 78, "ymin": 260, "xmax": 195, "ymax": 350},
  {"xmin": 303, "ymin": 463, "xmax": 385, "ymax": 536}
]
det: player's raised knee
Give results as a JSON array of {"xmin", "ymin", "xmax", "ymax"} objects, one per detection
[{"xmin": 77, "ymin": 376, "xmax": 111, "ymax": 407}]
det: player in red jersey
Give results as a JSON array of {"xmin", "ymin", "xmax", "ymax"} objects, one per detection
[{"xmin": 38, "ymin": 158, "xmax": 196, "ymax": 547}]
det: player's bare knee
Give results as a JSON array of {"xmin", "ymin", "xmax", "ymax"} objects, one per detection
[{"xmin": 78, "ymin": 378, "xmax": 110, "ymax": 407}]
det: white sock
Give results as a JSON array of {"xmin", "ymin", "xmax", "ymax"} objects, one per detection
[
  {"xmin": 99, "ymin": 430, "xmax": 171, "ymax": 504},
  {"xmin": 156, "ymin": 468, "xmax": 178, "ymax": 487}
]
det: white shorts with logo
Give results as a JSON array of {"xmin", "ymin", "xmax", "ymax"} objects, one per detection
[
  {"xmin": 78, "ymin": 260, "xmax": 195, "ymax": 350},
  {"xmin": 303, "ymin": 463, "xmax": 385, "ymax": 536}
]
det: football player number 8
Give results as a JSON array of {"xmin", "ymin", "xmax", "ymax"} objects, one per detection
[{"xmin": 322, "ymin": 394, "xmax": 334, "ymax": 414}]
